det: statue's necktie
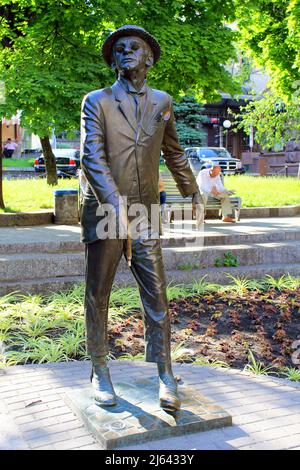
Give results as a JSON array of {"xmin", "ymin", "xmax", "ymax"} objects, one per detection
[{"xmin": 131, "ymin": 92, "xmax": 145, "ymax": 123}]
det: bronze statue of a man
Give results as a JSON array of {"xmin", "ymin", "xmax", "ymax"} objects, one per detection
[{"xmin": 80, "ymin": 25, "xmax": 201, "ymax": 412}]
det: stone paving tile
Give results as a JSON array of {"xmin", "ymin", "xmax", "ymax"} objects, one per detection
[
  {"xmin": 9, "ymin": 403, "xmax": 50, "ymax": 416},
  {"xmin": 53, "ymin": 435, "xmax": 98, "ymax": 450},
  {"xmin": 18, "ymin": 415, "xmax": 71, "ymax": 432},
  {"xmin": 249, "ymin": 424, "xmax": 300, "ymax": 442},
  {"xmin": 22, "ymin": 420, "xmax": 85, "ymax": 440},
  {"xmin": 255, "ymin": 406, "xmax": 300, "ymax": 420},
  {"xmin": 240, "ymin": 414, "xmax": 300, "ymax": 434},
  {"xmin": 68, "ymin": 427, "xmax": 92, "ymax": 440},
  {"xmin": 232, "ymin": 413, "xmax": 269, "ymax": 426},
  {"xmin": 224, "ymin": 400, "xmax": 300, "ymax": 417},
  {"xmin": 73, "ymin": 443, "xmax": 104, "ymax": 450},
  {"xmin": 0, "ymin": 412, "xmax": 29, "ymax": 450},
  {"xmin": 33, "ymin": 444, "xmax": 57, "ymax": 450},
  {"xmin": 240, "ymin": 441, "xmax": 282, "ymax": 450},
  {"xmin": 1, "ymin": 361, "xmax": 300, "ymax": 450},
  {"xmin": 241, "ymin": 433, "xmax": 300, "ymax": 450},
  {"xmin": 29, "ymin": 430, "xmax": 76, "ymax": 449}
]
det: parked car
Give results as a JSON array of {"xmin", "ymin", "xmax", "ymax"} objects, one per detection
[
  {"xmin": 34, "ymin": 148, "xmax": 80, "ymax": 175},
  {"xmin": 184, "ymin": 147, "xmax": 245, "ymax": 175},
  {"xmin": 21, "ymin": 148, "xmax": 42, "ymax": 158}
]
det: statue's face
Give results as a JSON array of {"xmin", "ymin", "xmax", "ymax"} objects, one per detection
[{"xmin": 112, "ymin": 36, "xmax": 153, "ymax": 73}]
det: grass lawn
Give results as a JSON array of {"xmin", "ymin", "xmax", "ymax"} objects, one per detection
[
  {"xmin": 0, "ymin": 174, "xmax": 299, "ymax": 213},
  {"xmin": 2, "ymin": 158, "xmax": 35, "ymax": 168},
  {"xmin": 0, "ymin": 178, "xmax": 79, "ymax": 213},
  {"xmin": 0, "ymin": 274, "xmax": 299, "ymax": 383},
  {"xmin": 224, "ymin": 174, "xmax": 300, "ymax": 207}
]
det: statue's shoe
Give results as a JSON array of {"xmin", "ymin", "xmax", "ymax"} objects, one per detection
[
  {"xmin": 91, "ymin": 365, "xmax": 117, "ymax": 407},
  {"xmin": 159, "ymin": 373, "xmax": 181, "ymax": 412}
]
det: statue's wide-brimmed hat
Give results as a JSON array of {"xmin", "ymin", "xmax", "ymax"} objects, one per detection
[{"xmin": 102, "ymin": 25, "xmax": 161, "ymax": 66}]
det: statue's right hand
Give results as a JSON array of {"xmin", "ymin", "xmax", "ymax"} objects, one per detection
[
  {"xmin": 115, "ymin": 199, "xmax": 128, "ymax": 239},
  {"xmin": 104, "ymin": 192, "xmax": 128, "ymax": 239}
]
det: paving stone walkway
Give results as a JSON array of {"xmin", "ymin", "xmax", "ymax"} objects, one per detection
[
  {"xmin": 0, "ymin": 217, "xmax": 299, "ymax": 247},
  {"xmin": 0, "ymin": 361, "xmax": 300, "ymax": 450}
]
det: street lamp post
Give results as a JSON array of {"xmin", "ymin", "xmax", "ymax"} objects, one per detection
[{"xmin": 223, "ymin": 119, "xmax": 231, "ymax": 149}]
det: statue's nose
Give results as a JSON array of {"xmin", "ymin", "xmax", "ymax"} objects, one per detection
[{"xmin": 123, "ymin": 46, "xmax": 133, "ymax": 54}]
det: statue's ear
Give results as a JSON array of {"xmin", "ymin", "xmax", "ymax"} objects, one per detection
[
  {"xmin": 110, "ymin": 50, "xmax": 117, "ymax": 70},
  {"xmin": 146, "ymin": 50, "xmax": 154, "ymax": 68}
]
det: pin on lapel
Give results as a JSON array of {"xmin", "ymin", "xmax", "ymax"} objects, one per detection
[
  {"xmin": 155, "ymin": 109, "xmax": 171, "ymax": 122},
  {"xmin": 161, "ymin": 109, "xmax": 171, "ymax": 121}
]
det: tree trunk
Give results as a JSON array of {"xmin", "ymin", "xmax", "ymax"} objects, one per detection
[
  {"xmin": 40, "ymin": 135, "xmax": 58, "ymax": 185},
  {"xmin": 0, "ymin": 123, "xmax": 4, "ymax": 209},
  {"xmin": 0, "ymin": 155, "xmax": 4, "ymax": 210}
]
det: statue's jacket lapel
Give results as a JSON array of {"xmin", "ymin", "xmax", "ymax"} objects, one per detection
[
  {"xmin": 111, "ymin": 81, "xmax": 168, "ymax": 139},
  {"xmin": 111, "ymin": 81, "xmax": 137, "ymax": 133}
]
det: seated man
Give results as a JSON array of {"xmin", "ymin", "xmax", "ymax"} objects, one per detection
[
  {"xmin": 196, "ymin": 164, "xmax": 235, "ymax": 222},
  {"xmin": 3, "ymin": 138, "xmax": 18, "ymax": 158}
]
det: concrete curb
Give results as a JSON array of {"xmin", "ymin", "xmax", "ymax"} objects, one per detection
[
  {"xmin": 240, "ymin": 204, "xmax": 300, "ymax": 218},
  {"xmin": 1, "ymin": 262, "xmax": 300, "ymax": 296},
  {"xmin": 0, "ymin": 210, "xmax": 54, "ymax": 227},
  {"xmin": 3, "ymin": 167, "xmax": 35, "ymax": 172},
  {"xmin": 173, "ymin": 204, "xmax": 300, "ymax": 219},
  {"xmin": 0, "ymin": 204, "xmax": 299, "ymax": 228}
]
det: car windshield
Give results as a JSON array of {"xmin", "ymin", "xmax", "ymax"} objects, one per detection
[
  {"xmin": 52, "ymin": 150, "xmax": 77, "ymax": 158},
  {"xmin": 199, "ymin": 148, "xmax": 232, "ymax": 159}
]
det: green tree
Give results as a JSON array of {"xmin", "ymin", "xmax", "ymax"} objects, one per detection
[
  {"xmin": 128, "ymin": 0, "xmax": 241, "ymax": 101},
  {"xmin": 0, "ymin": 0, "xmax": 115, "ymax": 185},
  {"xmin": 234, "ymin": 0, "xmax": 300, "ymax": 149},
  {"xmin": 0, "ymin": 0, "xmax": 240, "ymax": 191},
  {"xmin": 235, "ymin": 0, "xmax": 300, "ymax": 101},
  {"xmin": 173, "ymin": 96, "xmax": 207, "ymax": 145},
  {"xmin": 235, "ymin": 92, "xmax": 300, "ymax": 150}
]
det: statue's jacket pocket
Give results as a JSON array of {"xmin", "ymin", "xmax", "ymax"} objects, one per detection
[{"xmin": 144, "ymin": 107, "xmax": 171, "ymax": 136}]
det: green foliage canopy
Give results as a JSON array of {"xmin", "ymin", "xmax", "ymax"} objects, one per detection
[
  {"xmin": 0, "ymin": 0, "xmax": 240, "ymax": 138},
  {"xmin": 235, "ymin": 93, "xmax": 300, "ymax": 150},
  {"xmin": 235, "ymin": 0, "xmax": 300, "ymax": 101},
  {"xmin": 234, "ymin": 0, "xmax": 300, "ymax": 149}
]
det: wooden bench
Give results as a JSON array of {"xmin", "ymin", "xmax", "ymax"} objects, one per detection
[{"xmin": 161, "ymin": 172, "xmax": 242, "ymax": 222}]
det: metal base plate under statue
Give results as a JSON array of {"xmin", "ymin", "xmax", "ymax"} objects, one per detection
[{"xmin": 64, "ymin": 376, "xmax": 232, "ymax": 449}]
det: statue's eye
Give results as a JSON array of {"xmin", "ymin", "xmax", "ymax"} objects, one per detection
[
  {"xmin": 115, "ymin": 46, "xmax": 124, "ymax": 52},
  {"xmin": 131, "ymin": 43, "xmax": 140, "ymax": 50}
]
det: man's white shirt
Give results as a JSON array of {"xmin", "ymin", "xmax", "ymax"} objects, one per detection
[
  {"xmin": 4, "ymin": 142, "xmax": 18, "ymax": 150},
  {"xmin": 196, "ymin": 168, "xmax": 225, "ymax": 194}
]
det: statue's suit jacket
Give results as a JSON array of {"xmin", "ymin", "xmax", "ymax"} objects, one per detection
[{"xmin": 80, "ymin": 80, "xmax": 199, "ymax": 243}]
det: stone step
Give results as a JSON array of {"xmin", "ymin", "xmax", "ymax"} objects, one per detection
[
  {"xmin": 0, "ymin": 252, "xmax": 85, "ymax": 282},
  {"xmin": 1, "ymin": 263, "xmax": 299, "ymax": 296},
  {"xmin": 1, "ymin": 229, "xmax": 299, "ymax": 254},
  {"xmin": 0, "ymin": 240, "xmax": 84, "ymax": 255},
  {"xmin": 1, "ymin": 240, "xmax": 300, "ymax": 282},
  {"xmin": 162, "ymin": 240, "xmax": 300, "ymax": 270},
  {"xmin": 164, "ymin": 229, "xmax": 300, "ymax": 248}
]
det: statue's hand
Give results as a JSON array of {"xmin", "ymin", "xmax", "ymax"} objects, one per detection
[{"xmin": 115, "ymin": 200, "xmax": 128, "ymax": 239}]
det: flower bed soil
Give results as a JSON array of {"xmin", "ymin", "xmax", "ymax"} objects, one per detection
[{"xmin": 108, "ymin": 288, "xmax": 300, "ymax": 369}]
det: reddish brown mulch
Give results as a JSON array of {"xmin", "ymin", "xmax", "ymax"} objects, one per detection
[{"xmin": 108, "ymin": 288, "xmax": 300, "ymax": 370}]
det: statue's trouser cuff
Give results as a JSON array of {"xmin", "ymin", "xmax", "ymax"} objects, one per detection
[{"xmin": 84, "ymin": 234, "xmax": 171, "ymax": 363}]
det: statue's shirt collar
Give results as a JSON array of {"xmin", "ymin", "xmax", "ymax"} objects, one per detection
[{"xmin": 118, "ymin": 76, "xmax": 147, "ymax": 95}]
